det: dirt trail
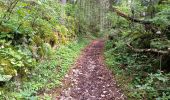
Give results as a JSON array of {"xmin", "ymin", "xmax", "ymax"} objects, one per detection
[{"xmin": 57, "ymin": 40, "xmax": 126, "ymax": 100}]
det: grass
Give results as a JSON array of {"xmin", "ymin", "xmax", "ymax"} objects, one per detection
[{"xmin": 0, "ymin": 38, "xmax": 90, "ymax": 99}]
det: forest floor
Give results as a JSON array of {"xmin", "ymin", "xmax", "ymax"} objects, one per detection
[{"xmin": 51, "ymin": 40, "xmax": 126, "ymax": 100}]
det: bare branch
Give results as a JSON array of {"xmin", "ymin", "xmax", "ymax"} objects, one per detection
[{"xmin": 126, "ymin": 43, "xmax": 170, "ymax": 55}]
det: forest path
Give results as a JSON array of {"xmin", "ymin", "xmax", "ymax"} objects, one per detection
[{"xmin": 57, "ymin": 40, "xmax": 126, "ymax": 100}]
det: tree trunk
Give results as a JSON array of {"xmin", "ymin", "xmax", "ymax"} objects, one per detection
[{"xmin": 61, "ymin": 0, "xmax": 67, "ymax": 4}]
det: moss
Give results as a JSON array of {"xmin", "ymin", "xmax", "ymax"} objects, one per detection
[{"xmin": 0, "ymin": 59, "xmax": 16, "ymax": 76}]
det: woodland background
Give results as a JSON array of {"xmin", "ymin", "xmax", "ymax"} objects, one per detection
[{"xmin": 0, "ymin": 0, "xmax": 170, "ymax": 99}]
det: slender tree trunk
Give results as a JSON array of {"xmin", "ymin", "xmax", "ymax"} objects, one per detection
[
  {"xmin": 60, "ymin": 0, "xmax": 67, "ymax": 24},
  {"xmin": 61, "ymin": 0, "xmax": 67, "ymax": 4}
]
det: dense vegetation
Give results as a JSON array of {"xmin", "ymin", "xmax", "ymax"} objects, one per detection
[
  {"xmin": 105, "ymin": 0, "xmax": 170, "ymax": 99},
  {"xmin": 0, "ymin": 0, "xmax": 170, "ymax": 99},
  {"xmin": 0, "ymin": 0, "xmax": 90, "ymax": 99}
]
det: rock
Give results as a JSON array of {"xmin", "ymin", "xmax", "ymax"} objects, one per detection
[{"xmin": 0, "ymin": 75, "xmax": 12, "ymax": 82}]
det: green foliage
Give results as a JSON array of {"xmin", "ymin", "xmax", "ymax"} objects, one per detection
[
  {"xmin": 0, "ymin": 39, "xmax": 89, "ymax": 99},
  {"xmin": 0, "ymin": 0, "xmax": 77, "ymax": 46},
  {"xmin": 105, "ymin": 1, "xmax": 170, "ymax": 97},
  {"xmin": 105, "ymin": 38, "xmax": 170, "ymax": 100},
  {"xmin": 0, "ymin": 47, "xmax": 36, "ymax": 76},
  {"xmin": 134, "ymin": 71, "xmax": 170, "ymax": 99},
  {"xmin": 0, "ymin": 0, "xmax": 78, "ymax": 72},
  {"xmin": 150, "ymin": 38, "xmax": 170, "ymax": 49},
  {"xmin": 0, "ymin": 0, "xmax": 83, "ymax": 99}
]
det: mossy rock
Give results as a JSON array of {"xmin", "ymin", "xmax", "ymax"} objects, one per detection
[{"xmin": 0, "ymin": 59, "xmax": 17, "ymax": 76}]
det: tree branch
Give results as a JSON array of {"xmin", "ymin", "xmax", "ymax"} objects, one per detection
[
  {"xmin": 111, "ymin": 7, "xmax": 151, "ymax": 25},
  {"xmin": 126, "ymin": 43, "xmax": 170, "ymax": 55}
]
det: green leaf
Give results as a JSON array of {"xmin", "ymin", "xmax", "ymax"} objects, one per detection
[{"xmin": 0, "ymin": 75, "xmax": 12, "ymax": 82}]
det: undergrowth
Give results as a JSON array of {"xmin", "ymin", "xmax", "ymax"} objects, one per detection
[
  {"xmin": 104, "ymin": 39, "xmax": 170, "ymax": 100},
  {"xmin": 0, "ymin": 38, "xmax": 90, "ymax": 99}
]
